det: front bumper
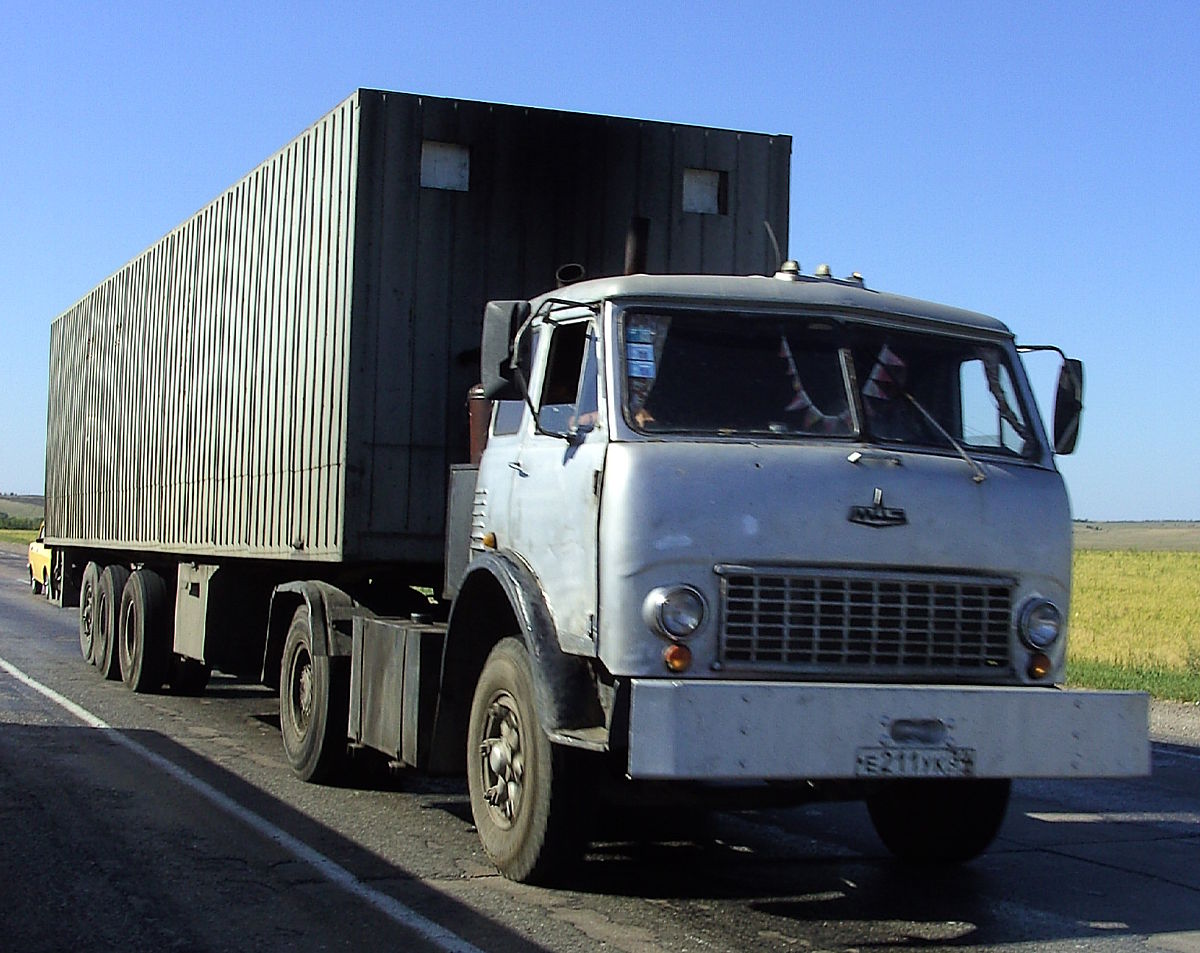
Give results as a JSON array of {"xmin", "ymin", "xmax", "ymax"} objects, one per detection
[{"xmin": 626, "ymin": 680, "xmax": 1150, "ymax": 780}]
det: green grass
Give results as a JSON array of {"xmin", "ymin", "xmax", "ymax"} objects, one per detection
[
  {"xmin": 1066, "ymin": 658, "xmax": 1200, "ymax": 702},
  {"xmin": 0, "ymin": 528, "xmax": 39, "ymax": 546},
  {"xmin": 1068, "ymin": 550, "xmax": 1200, "ymax": 701},
  {"xmin": 0, "ymin": 496, "xmax": 44, "ymax": 523}
]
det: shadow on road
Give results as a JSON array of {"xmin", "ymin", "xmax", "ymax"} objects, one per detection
[{"xmin": 0, "ymin": 723, "xmax": 551, "ymax": 953}]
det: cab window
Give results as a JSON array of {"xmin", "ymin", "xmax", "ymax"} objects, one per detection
[{"xmin": 538, "ymin": 322, "xmax": 598, "ymax": 433}]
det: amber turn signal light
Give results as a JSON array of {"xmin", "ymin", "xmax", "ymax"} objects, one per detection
[
  {"xmin": 663, "ymin": 643, "xmax": 692, "ymax": 673},
  {"xmin": 1027, "ymin": 652, "xmax": 1053, "ymax": 680}
]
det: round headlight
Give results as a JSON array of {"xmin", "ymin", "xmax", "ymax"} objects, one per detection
[
  {"xmin": 643, "ymin": 586, "xmax": 706, "ymax": 639},
  {"xmin": 1019, "ymin": 598, "xmax": 1063, "ymax": 650}
]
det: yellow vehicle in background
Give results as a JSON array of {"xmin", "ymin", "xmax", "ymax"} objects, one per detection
[{"xmin": 27, "ymin": 523, "xmax": 52, "ymax": 596}]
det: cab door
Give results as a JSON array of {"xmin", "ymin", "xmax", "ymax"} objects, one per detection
[{"xmin": 504, "ymin": 318, "xmax": 605, "ymax": 656}]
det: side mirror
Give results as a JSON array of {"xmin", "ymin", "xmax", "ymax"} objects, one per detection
[
  {"xmin": 1053, "ymin": 358, "xmax": 1083, "ymax": 454},
  {"xmin": 480, "ymin": 300, "xmax": 531, "ymax": 400}
]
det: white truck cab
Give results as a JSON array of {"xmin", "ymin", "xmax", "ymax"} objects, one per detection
[{"xmin": 453, "ymin": 265, "xmax": 1147, "ymax": 881}]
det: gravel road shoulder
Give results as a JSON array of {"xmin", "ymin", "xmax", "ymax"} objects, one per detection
[{"xmin": 1150, "ymin": 699, "xmax": 1200, "ymax": 747}]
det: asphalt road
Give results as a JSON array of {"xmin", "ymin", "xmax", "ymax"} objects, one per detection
[{"xmin": 1, "ymin": 545, "xmax": 1198, "ymax": 953}]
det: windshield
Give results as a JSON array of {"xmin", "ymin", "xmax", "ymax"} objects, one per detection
[{"xmin": 621, "ymin": 309, "xmax": 1038, "ymax": 457}]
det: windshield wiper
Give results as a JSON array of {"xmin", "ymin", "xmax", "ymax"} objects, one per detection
[{"xmin": 903, "ymin": 393, "xmax": 987, "ymax": 484}]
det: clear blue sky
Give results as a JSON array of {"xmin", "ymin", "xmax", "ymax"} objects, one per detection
[{"xmin": 3, "ymin": 1, "xmax": 1197, "ymax": 520}]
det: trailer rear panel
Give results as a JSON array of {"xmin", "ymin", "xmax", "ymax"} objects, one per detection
[{"xmin": 45, "ymin": 89, "xmax": 791, "ymax": 563}]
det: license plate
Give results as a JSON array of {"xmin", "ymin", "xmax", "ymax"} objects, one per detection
[{"xmin": 855, "ymin": 746, "xmax": 976, "ymax": 778}]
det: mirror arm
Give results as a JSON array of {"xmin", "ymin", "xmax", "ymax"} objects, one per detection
[
  {"xmin": 1017, "ymin": 344, "xmax": 1067, "ymax": 359},
  {"xmin": 514, "ymin": 367, "xmax": 560, "ymax": 441}
]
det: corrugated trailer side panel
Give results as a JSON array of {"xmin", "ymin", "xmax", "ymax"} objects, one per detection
[
  {"xmin": 45, "ymin": 95, "xmax": 360, "ymax": 560},
  {"xmin": 341, "ymin": 92, "xmax": 791, "ymax": 562}
]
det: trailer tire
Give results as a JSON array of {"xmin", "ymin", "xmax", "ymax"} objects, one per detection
[
  {"xmin": 867, "ymin": 778, "xmax": 1010, "ymax": 863},
  {"xmin": 279, "ymin": 605, "xmax": 347, "ymax": 783},
  {"xmin": 119, "ymin": 570, "xmax": 171, "ymax": 693},
  {"xmin": 79, "ymin": 562, "xmax": 101, "ymax": 664},
  {"xmin": 467, "ymin": 638, "xmax": 587, "ymax": 884},
  {"xmin": 95, "ymin": 565, "xmax": 130, "ymax": 681}
]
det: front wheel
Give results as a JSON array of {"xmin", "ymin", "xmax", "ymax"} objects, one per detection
[
  {"xmin": 279, "ymin": 606, "xmax": 348, "ymax": 782},
  {"xmin": 467, "ymin": 638, "xmax": 588, "ymax": 884},
  {"xmin": 867, "ymin": 778, "xmax": 1011, "ymax": 863},
  {"xmin": 29, "ymin": 568, "xmax": 42, "ymax": 595}
]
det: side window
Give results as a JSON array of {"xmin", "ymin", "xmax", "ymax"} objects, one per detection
[
  {"xmin": 538, "ymin": 321, "xmax": 598, "ymax": 433},
  {"xmin": 492, "ymin": 400, "xmax": 525, "ymax": 436},
  {"xmin": 959, "ymin": 357, "xmax": 1029, "ymax": 454}
]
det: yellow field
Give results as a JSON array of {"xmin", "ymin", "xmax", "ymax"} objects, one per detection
[
  {"xmin": 1071, "ymin": 551, "xmax": 1200, "ymax": 669},
  {"xmin": 1069, "ymin": 550, "xmax": 1200, "ymax": 699}
]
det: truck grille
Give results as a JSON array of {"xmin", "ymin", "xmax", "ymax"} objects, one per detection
[{"xmin": 716, "ymin": 566, "xmax": 1013, "ymax": 676}]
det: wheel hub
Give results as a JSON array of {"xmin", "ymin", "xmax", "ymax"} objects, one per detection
[
  {"xmin": 80, "ymin": 591, "xmax": 94, "ymax": 657},
  {"xmin": 479, "ymin": 695, "xmax": 524, "ymax": 827},
  {"xmin": 290, "ymin": 652, "xmax": 313, "ymax": 734}
]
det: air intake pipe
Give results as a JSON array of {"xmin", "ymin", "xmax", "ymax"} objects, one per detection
[
  {"xmin": 624, "ymin": 216, "xmax": 649, "ymax": 275},
  {"xmin": 556, "ymin": 262, "xmax": 586, "ymax": 287}
]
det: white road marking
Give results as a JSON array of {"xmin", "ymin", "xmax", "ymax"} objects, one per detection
[
  {"xmin": 1154, "ymin": 743, "xmax": 1200, "ymax": 763},
  {"xmin": 1025, "ymin": 811, "xmax": 1200, "ymax": 825},
  {"xmin": 0, "ymin": 654, "xmax": 486, "ymax": 953}
]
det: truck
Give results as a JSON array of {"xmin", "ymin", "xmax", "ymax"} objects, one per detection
[{"xmin": 44, "ymin": 89, "xmax": 1148, "ymax": 884}]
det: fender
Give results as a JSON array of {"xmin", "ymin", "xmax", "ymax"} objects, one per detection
[
  {"xmin": 260, "ymin": 581, "xmax": 359, "ymax": 688},
  {"xmin": 428, "ymin": 551, "xmax": 606, "ymax": 772}
]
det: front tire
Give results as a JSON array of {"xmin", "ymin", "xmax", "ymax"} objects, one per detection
[
  {"xmin": 30, "ymin": 568, "xmax": 42, "ymax": 595},
  {"xmin": 467, "ymin": 638, "xmax": 587, "ymax": 884},
  {"xmin": 867, "ymin": 778, "xmax": 1011, "ymax": 863},
  {"xmin": 279, "ymin": 606, "xmax": 348, "ymax": 782},
  {"xmin": 95, "ymin": 565, "xmax": 130, "ymax": 681}
]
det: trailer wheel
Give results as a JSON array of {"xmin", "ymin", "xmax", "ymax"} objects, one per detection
[
  {"xmin": 95, "ymin": 565, "xmax": 130, "ymax": 681},
  {"xmin": 467, "ymin": 637, "xmax": 587, "ymax": 883},
  {"xmin": 118, "ymin": 570, "xmax": 171, "ymax": 693},
  {"xmin": 79, "ymin": 562, "xmax": 101, "ymax": 664},
  {"xmin": 867, "ymin": 778, "xmax": 1011, "ymax": 863},
  {"xmin": 279, "ymin": 606, "xmax": 348, "ymax": 782}
]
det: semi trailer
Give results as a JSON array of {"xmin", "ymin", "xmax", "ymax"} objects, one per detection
[{"xmin": 43, "ymin": 89, "xmax": 1147, "ymax": 883}]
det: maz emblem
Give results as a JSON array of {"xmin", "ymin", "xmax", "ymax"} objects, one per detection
[{"xmin": 849, "ymin": 488, "xmax": 907, "ymax": 528}]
